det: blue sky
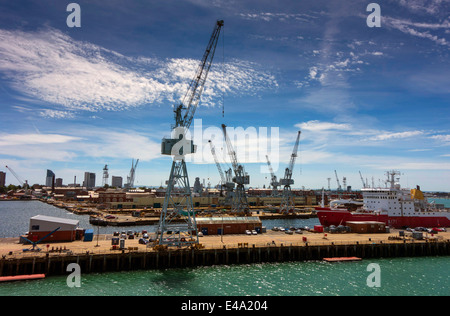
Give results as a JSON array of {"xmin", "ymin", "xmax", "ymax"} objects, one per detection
[{"xmin": 0, "ymin": 0, "xmax": 449, "ymax": 191}]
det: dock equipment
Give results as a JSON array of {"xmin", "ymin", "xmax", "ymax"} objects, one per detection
[
  {"xmin": 221, "ymin": 124, "xmax": 250, "ymax": 214},
  {"xmin": 209, "ymin": 139, "xmax": 235, "ymax": 205},
  {"xmin": 21, "ymin": 227, "xmax": 61, "ymax": 252},
  {"xmin": 124, "ymin": 159, "xmax": 139, "ymax": 189},
  {"xmin": 265, "ymin": 154, "xmax": 280, "ymax": 197},
  {"xmin": 323, "ymin": 257, "xmax": 362, "ymax": 263},
  {"xmin": 279, "ymin": 131, "xmax": 301, "ymax": 213},
  {"xmin": 157, "ymin": 20, "xmax": 224, "ymax": 248},
  {"xmin": 0, "ymin": 274, "xmax": 46, "ymax": 282}
]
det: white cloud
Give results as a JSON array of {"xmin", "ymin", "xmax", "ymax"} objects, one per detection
[
  {"xmin": 383, "ymin": 16, "xmax": 450, "ymax": 47},
  {"xmin": 430, "ymin": 134, "xmax": 450, "ymax": 142},
  {"xmin": 0, "ymin": 28, "xmax": 277, "ymax": 115},
  {"xmin": 0, "ymin": 133, "xmax": 80, "ymax": 146},
  {"xmin": 369, "ymin": 131, "xmax": 424, "ymax": 141},
  {"xmin": 296, "ymin": 120, "xmax": 351, "ymax": 131}
]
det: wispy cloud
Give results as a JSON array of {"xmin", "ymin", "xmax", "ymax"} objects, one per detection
[
  {"xmin": 383, "ymin": 16, "xmax": 450, "ymax": 47},
  {"xmin": 0, "ymin": 27, "xmax": 277, "ymax": 116},
  {"xmin": 369, "ymin": 131, "xmax": 424, "ymax": 141},
  {"xmin": 296, "ymin": 120, "xmax": 351, "ymax": 131},
  {"xmin": 239, "ymin": 12, "xmax": 320, "ymax": 23}
]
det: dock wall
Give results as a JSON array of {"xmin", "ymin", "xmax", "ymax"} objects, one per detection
[{"xmin": 1, "ymin": 240, "xmax": 449, "ymax": 277}]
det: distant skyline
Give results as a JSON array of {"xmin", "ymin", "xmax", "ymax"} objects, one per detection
[{"xmin": 0, "ymin": 0, "xmax": 449, "ymax": 191}]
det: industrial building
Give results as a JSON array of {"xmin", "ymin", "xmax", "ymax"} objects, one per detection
[
  {"xmin": 24, "ymin": 215, "xmax": 84, "ymax": 243},
  {"xmin": 195, "ymin": 216, "xmax": 262, "ymax": 235}
]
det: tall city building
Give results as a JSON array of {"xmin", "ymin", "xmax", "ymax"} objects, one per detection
[
  {"xmin": 111, "ymin": 176, "xmax": 123, "ymax": 188},
  {"xmin": 83, "ymin": 172, "xmax": 96, "ymax": 189},
  {"xmin": 0, "ymin": 171, "xmax": 6, "ymax": 187},
  {"xmin": 45, "ymin": 169, "xmax": 55, "ymax": 187}
]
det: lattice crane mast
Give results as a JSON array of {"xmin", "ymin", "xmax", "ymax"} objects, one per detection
[
  {"xmin": 279, "ymin": 131, "xmax": 301, "ymax": 213},
  {"xmin": 156, "ymin": 20, "xmax": 224, "ymax": 248},
  {"xmin": 221, "ymin": 124, "xmax": 249, "ymax": 214}
]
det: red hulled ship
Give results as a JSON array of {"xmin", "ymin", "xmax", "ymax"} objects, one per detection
[{"xmin": 316, "ymin": 171, "xmax": 450, "ymax": 228}]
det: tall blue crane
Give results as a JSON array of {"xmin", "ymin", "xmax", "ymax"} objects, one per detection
[
  {"xmin": 221, "ymin": 124, "xmax": 250, "ymax": 214},
  {"xmin": 279, "ymin": 131, "xmax": 301, "ymax": 213},
  {"xmin": 156, "ymin": 20, "xmax": 224, "ymax": 248}
]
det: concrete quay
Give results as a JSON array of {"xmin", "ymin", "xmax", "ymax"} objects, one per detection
[{"xmin": 1, "ymin": 229, "xmax": 449, "ymax": 277}]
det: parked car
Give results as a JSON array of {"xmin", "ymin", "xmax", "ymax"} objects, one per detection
[
  {"xmin": 138, "ymin": 238, "xmax": 148, "ymax": 245},
  {"xmin": 252, "ymin": 230, "xmax": 257, "ymax": 235},
  {"xmin": 245, "ymin": 230, "xmax": 252, "ymax": 235}
]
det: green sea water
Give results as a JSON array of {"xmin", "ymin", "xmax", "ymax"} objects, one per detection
[{"xmin": 1, "ymin": 256, "xmax": 448, "ymax": 296}]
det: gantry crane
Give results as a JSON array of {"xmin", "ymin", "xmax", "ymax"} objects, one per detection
[
  {"xmin": 208, "ymin": 140, "xmax": 235, "ymax": 206},
  {"xmin": 279, "ymin": 131, "xmax": 301, "ymax": 213},
  {"xmin": 265, "ymin": 155, "xmax": 279, "ymax": 196},
  {"xmin": 156, "ymin": 20, "xmax": 224, "ymax": 248},
  {"xmin": 221, "ymin": 124, "xmax": 250, "ymax": 214}
]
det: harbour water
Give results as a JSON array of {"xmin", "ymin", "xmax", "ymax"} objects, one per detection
[
  {"xmin": 0, "ymin": 257, "xmax": 449, "ymax": 296},
  {"xmin": 0, "ymin": 200, "xmax": 449, "ymax": 296}
]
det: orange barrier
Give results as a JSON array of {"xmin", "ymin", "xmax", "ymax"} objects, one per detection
[{"xmin": 0, "ymin": 274, "xmax": 46, "ymax": 282}]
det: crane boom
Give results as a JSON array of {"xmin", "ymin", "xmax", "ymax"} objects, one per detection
[
  {"xmin": 359, "ymin": 171, "xmax": 366, "ymax": 188},
  {"xmin": 334, "ymin": 170, "xmax": 342, "ymax": 191},
  {"xmin": 179, "ymin": 20, "xmax": 224, "ymax": 130},
  {"xmin": 5, "ymin": 165, "xmax": 24, "ymax": 186}
]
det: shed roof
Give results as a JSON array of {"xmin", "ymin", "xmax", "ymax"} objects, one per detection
[
  {"xmin": 195, "ymin": 216, "xmax": 261, "ymax": 225},
  {"xmin": 30, "ymin": 215, "xmax": 79, "ymax": 226}
]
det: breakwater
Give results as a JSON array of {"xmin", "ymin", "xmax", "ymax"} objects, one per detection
[{"xmin": 1, "ymin": 239, "xmax": 449, "ymax": 277}]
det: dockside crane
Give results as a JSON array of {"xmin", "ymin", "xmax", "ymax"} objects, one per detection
[
  {"xmin": 221, "ymin": 124, "xmax": 250, "ymax": 214},
  {"xmin": 208, "ymin": 140, "xmax": 235, "ymax": 205},
  {"xmin": 359, "ymin": 171, "xmax": 367, "ymax": 189},
  {"xmin": 334, "ymin": 170, "xmax": 342, "ymax": 192},
  {"xmin": 102, "ymin": 164, "xmax": 109, "ymax": 187},
  {"xmin": 279, "ymin": 131, "xmax": 301, "ymax": 213},
  {"xmin": 124, "ymin": 159, "xmax": 139, "ymax": 189},
  {"xmin": 5, "ymin": 165, "xmax": 30, "ymax": 196},
  {"xmin": 156, "ymin": 20, "xmax": 224, "ymax": 248},
  {"xmin": 265, "ymin": 155, "xmax": 279, "ymax": 197}
]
